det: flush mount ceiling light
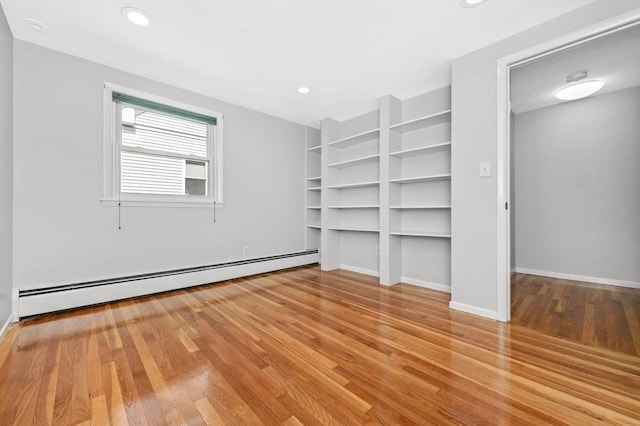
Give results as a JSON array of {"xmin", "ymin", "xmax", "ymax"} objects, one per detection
[
  {"xmin": 121, "ymin": 7, "xmax": 152, "ymax": 27},
  {"xmin": 460, "ymin": 0, "xmax": 488, "ymax": 8},
  {"xmin": 297, "ymin": 86, "xmax": 311, "ymax": 95},
  {"xmin": 23, "ymin": 18, "xmax": 50, "ymax": 33},
  {"xmin": 555, "ymin": 71, "xmax": 604, "ymax": 101}
]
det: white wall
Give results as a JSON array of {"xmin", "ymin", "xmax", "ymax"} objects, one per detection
[
  {"xmin": 0, "ymin": 6, "xmax": 13, "ymax": 328},
  {"xmin": 450, "ymin": 0, "xmax": 638, "ymax": 317},
  {"xmin": 514, "ymin": 87, "xmax": 640, "ymax": 284},
  {"xmin": 13, "ymin": 41, "xmax": 306, "ymax": 291}
]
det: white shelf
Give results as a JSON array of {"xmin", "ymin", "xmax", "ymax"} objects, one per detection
[
  {"xmin": 390, "ymin": 174, "xmax": 451, "ymax": 184},
  {"xmin": 307, "ymin": 145, "xmax": 321, "ymax": 153},
  {"xmin": 307, "ymin": 206, "xmax": 321, "ymax": 209},
  {"xmin": 306, "ymin": 176, "xmax": 321, "ymax": 181},
  {"xmin": 390, "ymin": 142, "xmax": 451, "ymax": 158},
  {"xmin": 306, "ymin": 225, "xmax": 321, "ymax": 229},
  {"xmin": 328, "ymin": 227, "xmax": 379, "ymax": 233},
  {"xmin": 389, "ymin": 205, "xmax": 451, "ymax": 209},
  {"xmin": 327, "ymin": 181, "xmax": 379, "ymax": 189},
  {"xmin": 328, "ymin": 128, "xmax": 380, "ymax": 148},
  {"xmin": 306, "ymin": 186, "xmax": 322, "ymax": 191},
  {"xmin": 390, "ymin": 231, "xmax": 451, "ymax": 238},
  {"xmin": 390, "ymin": 110, "xmax": 451, "ymax": 133},
  {"xmin": 328, "ymin": 154, "xmax": 380, "ymax": 169},
  {"xmin": 328, "ymin": 205, "xmax": 379, "ymax": 209}
]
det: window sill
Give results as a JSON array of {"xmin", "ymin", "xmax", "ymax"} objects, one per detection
[{"xmin": 101, "ymin": 199, "xmax": 226, "ymax": 208}]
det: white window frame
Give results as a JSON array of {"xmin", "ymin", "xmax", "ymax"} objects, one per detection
[{"xmin": 102, "ymin": 82, "xmax": 224, "ymax": 207}]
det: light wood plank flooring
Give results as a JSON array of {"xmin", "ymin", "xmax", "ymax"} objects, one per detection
[
  {"xmin": 511, "ymin": 273, "xmax": 640, "ymax": 356},
  {"xmin": 1, "ymin": 265, "xmax": 638, "ymax": 425}
]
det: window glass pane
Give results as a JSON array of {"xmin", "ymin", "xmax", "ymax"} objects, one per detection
[
  {"xmin": 184, "ymin": 160, "xmax": 207, "ymax": 196},
  {"xmin": 120, "ymin": 106, "xmax": 207, "ymax": 158},
  {"xmin": 185, "ymin": 160, "xmax": 207, "ymax": 179},
  {"xmin": 121, "ymin": 151, "xmax": 185, "ymax": 195},
  {"xmin": 185, "ymin": 178, "xmax": 207, "ymax": 196}
]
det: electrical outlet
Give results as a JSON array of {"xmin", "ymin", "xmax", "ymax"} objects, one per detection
[{"xmin": 243, "ymin": 246, "xmax": 250, "ymax": 256}]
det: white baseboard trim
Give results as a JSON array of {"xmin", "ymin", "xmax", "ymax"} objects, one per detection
[
  {"xmin": 514, "ymin": 267, "xmax": 640, "ymax": 289},
  {"xmin": 12, "ymin": 288, "xmax": 19, "ymax": 322},
  {"xmin": 449, "ymin": 301, "xmax": 497, "ymax": 320},
  {"xmin": 400, "ymin": 277, "xmax": 451, "ymax": 294},
  {"xmin": 19, "ymin": 251, "xmax": 319, "ymax": 318},
  {"xmin": 339, "ymin": 264, "xmax": 380, "ymax": 278},
  {"xmin": 0, "ymin": 316, "xmax": 10, "ymax": 342}
]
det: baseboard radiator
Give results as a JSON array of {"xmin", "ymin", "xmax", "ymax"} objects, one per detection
[{"xmin": 18, "ymin": 249, "xmax": 319, "ymax": 318}]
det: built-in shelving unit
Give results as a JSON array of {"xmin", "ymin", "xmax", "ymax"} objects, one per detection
[
  {"xmin": 321, "ymin": 109, "xmax": 381, "ymax": 276},
  {"xmin": 318, "ymin": 86, "xmax": 452, "ymax": 290},
  {"xmin": 305, "ymin": 127, "xmax": 322, "ymax": 251},
  {"xmin": 384, "ymin": 87, "xmax": 452, "ymax": 290}
]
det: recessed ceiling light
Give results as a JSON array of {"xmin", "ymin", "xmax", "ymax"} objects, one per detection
[
  {"xmin": 121, "ymin": 7, "xmax": 152, "ymax": 27},
  {"xmin": 23, "ymin": 18, "xmax": 49, "ymax": 33},
  {"xmin": 555, "ymin": 80, "xmax": 604, "ymax": 101},
  {"xmin": 460, "ymin": 0, "xmax": 488, "ymax": 8},
  {"xmin": 297, "ymin": 86, "xmax": 311, "ymax": 95}
]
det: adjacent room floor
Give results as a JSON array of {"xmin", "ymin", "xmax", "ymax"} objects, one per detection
[
  {"xmin": 511, "ymin": 273, "xmax": 640, "ymax": 356},
  {"xmin": 1, "ymin": 265, "xmax": 638, "ymax": 424}
]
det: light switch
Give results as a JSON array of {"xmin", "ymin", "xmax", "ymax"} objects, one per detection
[{"xmin": 479, "ymin": 162, "xmax": 491, "ymax": 177}]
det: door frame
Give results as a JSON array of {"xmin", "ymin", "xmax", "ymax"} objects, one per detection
[{"xmin": 495, "ymin": 10, "xmax": 640, "ymax": 322}]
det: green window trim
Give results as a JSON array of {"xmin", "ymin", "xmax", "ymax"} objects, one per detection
[{"xmin": 112, "ymin": 92, "xmax": 217, "ymax": 125}]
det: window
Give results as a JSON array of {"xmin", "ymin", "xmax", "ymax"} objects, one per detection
[{"xmin": 102, "ymin": 83, "xmax": 223, "ymax": 206}]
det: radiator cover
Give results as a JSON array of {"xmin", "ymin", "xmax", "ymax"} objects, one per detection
[{"xmin": 18, "ymin": 250, "xmax": 319, "ymax": 317}]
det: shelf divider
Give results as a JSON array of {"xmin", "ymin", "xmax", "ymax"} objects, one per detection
[
  {"xmin": 390, "ymin": 142, "xmax": 451, "ymax": 158},
  {"xmin": 389, "ymin": 174, "xmax": 451, "ymax": 184},
  {"xmin": 389, "ymin": 110, "xmax": 451, "ymax": 133},
  {"xmin": 328, "ymin": 128, "xmax": 380, "ymax": 148},
  {"xmin": 328, "ymin": 205, "xmax": 379, "ymax": 209},
  {"xmin": 389, "ymin": 205, "xmax": 451, "ymax": 209},
  {"xmin": 328, "ymin": 227, "xmax": 380, "ymax": 233},
  {"xmin": 327, "ymin": 181, "xmax": 380, "ymax": 189},
  {"xmin": 389, "ymin": 231, "xmax": 451, "ymax": 238},
  {"xmin": 328, "ymin": 154, "xmax": 379, "ymax": 169}
]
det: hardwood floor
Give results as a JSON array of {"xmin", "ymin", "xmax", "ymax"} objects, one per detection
[
  {"xmin": 511, "ymin": 273, "xmax": 640, "ymax": 356},
  {"xmin": 0, "ymin": 265, "xmax": 638, "ymax": 425}
]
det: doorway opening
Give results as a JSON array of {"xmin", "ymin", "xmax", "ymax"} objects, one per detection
[
  {"xmin": 496, "ymin": 10, "xmax": 640, "ymax": 338},
  {"xmin": 507, "ymin": 25, "xmax": 640, "ymax": 354}
]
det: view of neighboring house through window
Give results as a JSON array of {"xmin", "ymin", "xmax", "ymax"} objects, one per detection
[{"xmin": 118, "ymin": 103, "xmax": 211, "ymax": 196}]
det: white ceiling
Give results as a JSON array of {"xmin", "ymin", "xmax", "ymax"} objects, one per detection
[
  {"xmin": 1, "ymin": 0, "xmax": 595, "ymax": 126},
  {"xmin": 511, "ymin": 24, "xmax": 640, "ymax": 114}
]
